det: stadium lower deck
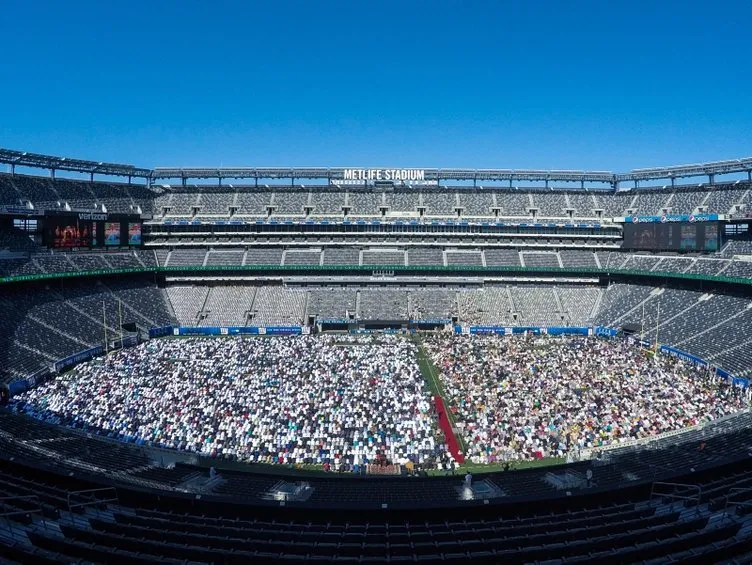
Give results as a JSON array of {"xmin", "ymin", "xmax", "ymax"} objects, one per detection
[{"xmin": 3, "ymin": 406, "xmax": 752, "ymax": 563}]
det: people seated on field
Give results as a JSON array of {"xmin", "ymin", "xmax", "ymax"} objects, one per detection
[
  {"xmin": 11, "ymin": 333, "xmax": 746, "ymax": 468},
  {"xmin": 12, "ymin": 335, "xmax": 455, "ymax": 471},
  {"xmin": 423, "ymin": 334, "xmax": 746, "ymax": 463}
]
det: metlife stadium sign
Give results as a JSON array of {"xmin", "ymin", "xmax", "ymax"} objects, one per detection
[{"xmin": 343, "ymin": 169, "xmax": 426, "ymax": 181}]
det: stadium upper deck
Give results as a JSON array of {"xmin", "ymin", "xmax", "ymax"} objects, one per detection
[
  {"xmin": 2, "ymin": 148, "xmax": 752, "ymax": 223},
  {"xmin": 2, "ymin": 173, "xmax": 750, "ymax": 225}
]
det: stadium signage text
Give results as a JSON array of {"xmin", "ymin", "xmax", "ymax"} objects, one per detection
[
  {"xmin": 625, "ymin": 213, "xmax": 718, "ymax": 224},
  {"xmin": 0, "ymin": 206, "xmax": 41, "ymax": 216},
  {"xmin": 77, "ymin": 212, "xmax": 108, "ymax": 221},
  {"xmin": 53, "ymin": 345, "xmax": 103, "ymax": 373},
  {"xmin": 343, "ymin": 169, "xmax": 426, "ymax": 181}
]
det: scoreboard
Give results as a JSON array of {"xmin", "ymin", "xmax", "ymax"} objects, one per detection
[
  {"xmin": 623, "ymin": 222, "xmax": 720, "ymax": 252},
  {"xmin": 44, "ymin": 212, "xmax": 142, "ymax": 250}
]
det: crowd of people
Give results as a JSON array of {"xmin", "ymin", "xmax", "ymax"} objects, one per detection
[
  {"xmin": 10, "ymin": 333, "xmax": 750, "ymax": 470},
  {"xmin": 12, "ymin": 335, "xmax": 454, "ymax": 470},
  {"xmin": 424, "ymin": 334, "xmax": 749, "ymax": 463}
]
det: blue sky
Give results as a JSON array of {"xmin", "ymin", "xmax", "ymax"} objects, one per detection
[{"xmin": 1, "ymin": 0, "xmax": 750, "ymax": 171}]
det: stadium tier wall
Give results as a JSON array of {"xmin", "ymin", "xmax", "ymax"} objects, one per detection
[{"xmin": 3, "ymin": 248, "xmax": 752, "ymax": 280}]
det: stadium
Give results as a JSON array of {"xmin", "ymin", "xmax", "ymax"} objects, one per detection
[{"xmin": 1, "ymin": 146, "xmax": 752, "ymax": 562}]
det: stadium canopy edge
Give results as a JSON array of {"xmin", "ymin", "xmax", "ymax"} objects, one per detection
[{"xmin": 2, "ymin": 147, "xmax": 752, "ymax": 184}]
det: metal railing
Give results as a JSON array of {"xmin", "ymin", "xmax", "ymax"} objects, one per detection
[
  {"xmin": 650, "ymin": 481, "xmax": 702, "ymax": 506},
  {"xmin": 724, "ymin": 487, "xmax": 752, "ymax": 516},
  {"xmin": 66, "ymin": 487, "xmax": 119, "ymax": 518},
  {"xmin": 0, "ymin": 495, "xmax": 46, "ymax": 534}
]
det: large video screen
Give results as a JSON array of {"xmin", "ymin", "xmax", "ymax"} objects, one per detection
[
  {"xmin": 48, "ymin": 218, "xmax": 92, "ymax": 249},
  {"xmin": 632, "ymin": 225, "xmax": 657, "ymax": 249},
  {"xmin": 44, "ymin": 213, "xmax": 142, "ymax": 250},
  {"xmin": 704, "ymin": 224, "xmax": 719, "ymax": 251},
  {"xmin": 128, "ymin": 223, "xmax": 142, "ymax": 246},
  {"xmin": 680, "ymin": 225, "xmax": 697, "ymax": 250},
  {"xmin": 623, "ymin": 222, "xmax": 721, "ymax": 252},
  {"xmin": 104, "ymin": 222, "xmax": 121, "ymax": 246}
]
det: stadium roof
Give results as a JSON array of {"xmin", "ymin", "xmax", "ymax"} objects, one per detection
[
  {"xmin": 1, "ymin": 147, "xmax": 752, "ymax": 185},
  {"xmin": 616, "ymin": 158, "xmax": 752, "ymax": 181},
  {"xmin": 0, "ymin": 148, "xmax": 152, "ymax": 178}
]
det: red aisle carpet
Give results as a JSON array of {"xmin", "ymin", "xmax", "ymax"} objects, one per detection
[{"xmin": 433, "ymin": 395, "xmax": 465, "ymax": 464}]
